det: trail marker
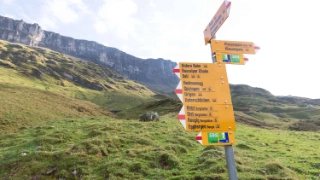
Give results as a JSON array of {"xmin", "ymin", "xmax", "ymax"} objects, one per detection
[
  {"xmin": 215, "ymin": 52, "xmax": 248, "ymax": 65},
  {"xmin": 177, "ymin": 104, "xmax": 236, "ymax": 132},
  {"xmin": 173, "ymin": 63, "xmax": 228, "ymax": 80},
  {"xmin": 204, "ymin": 0, "xmax": 231, "ymax": 45},
  {"xmin": 196, "ymin": 131, "xmax": 235, "ymax": 146},
  {"xmin": 211, "ymin": 40, "xmax": 260, "ymax": 54},
  {"xmin": 172, "ymin": 62, "xmax": 236, "ymax": 132},
  {"xmin": 174, "ymin": 81, "xmax": 232, "ymax": 104},
  {"xmin": 173, "ymin": 0, "xmax": 262, "ymax": 179}
]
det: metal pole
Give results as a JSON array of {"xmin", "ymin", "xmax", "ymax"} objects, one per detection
[
  {"xmin": 210, "ymin": 42, "xmax": 216, "ymax": 63},
  {"xmin": 210, "ymin": 35, "xmax": 217, "ymax": 63},
  {"xmin": 210, "ymin": 35, "xmax": 238, "ymax": 179},
  {"xmin": 225, "ymin": 145, "xmax": 238, "ymax": 180},
  {"xmin": 211, "ymin": 51, "xmax": 216, "ymax": 63}
]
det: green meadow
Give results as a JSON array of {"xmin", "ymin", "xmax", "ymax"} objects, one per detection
[
  {"xmin": 1, "ymin": 40, "xmax": 320, "ymax": 179},
  {"xmin": 1, "ymin": 116, "xmax": 320, "ymax": 179}
]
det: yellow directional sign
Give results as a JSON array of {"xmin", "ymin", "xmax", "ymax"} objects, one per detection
[
  {"xmin": 178, "ymin": 63, "xmax": 232, "ymax": 105},
  {"xmin": 175, "ymin": 62, "xmax": 236, "ymax": 132},
  {"xmin": 211, "ymin": 40, "xmax": 256, "ymax": 54},
  {"xmin": 181, "ymin": 80, "xmax": 232, "ymax": 105},
  {"xmin": 183, "ymin": 104, "xmax": 236, "ymax": 132},
  {"xmin": 196, "ymin": 131, "xmax": 235, "ymax": 146},
  {"xmin": 179, "ymin": 63, "xmax": 228, "ymax": 81},
  {"xmin": 215, "ymin": 52, "xmax": 245, "ymax": 65},
  {"xmin": 204, "ymin": 1, "xmax": 231, "ymax": 45}
]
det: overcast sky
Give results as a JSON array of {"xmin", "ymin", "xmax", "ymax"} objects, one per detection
[{"xmin": 1, "ymin": 0, "xmax": 320, "ymax": 99}]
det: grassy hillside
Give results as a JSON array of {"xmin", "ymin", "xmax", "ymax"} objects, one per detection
[
  {"xmin": 0, "ymin": 40, "xmax": 159, "ymax": 135},
  {"xmin": 0, "ymin": 82, "xmax": 115, "ymax": 134},
  {"xmin": 1, "ymin": 40, "xmax": 320, "ymax": 179},
  {"xmin": 0, "ymin": 40, "xmax": 154, "ymax": 111},
  {"xmin": 229, "ymin": 84, "xmax": 320, "ymax": 131},
  {"xmin": 118, "ymin": 84, "xmax": 320, "ymax": 132},
  {"xmin": 117, "ymin": 98, "xmax": 182, "ymax": 119},
  {"xmin": 1, "ymin": 115, "xmax": 320, "ymax": 179}
]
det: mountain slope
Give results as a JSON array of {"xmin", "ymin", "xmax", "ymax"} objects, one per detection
[
  {"xmin": 1, "ymin": 37, "xmax": 320, "ymax": 179},
  {"xmin": 0, "ymin": 82, "xmax": 114, "ymax": 134},
  {"xmin": 117, "ymin": 83, "xmax": 320, "ymax": 131},
  {"xmin": 0, "ymin": 40, "xmax": 155, "ymax": 111},
  {"xmin": 0, "ymin": 15, "xmax": 179, "ymax": 93}
]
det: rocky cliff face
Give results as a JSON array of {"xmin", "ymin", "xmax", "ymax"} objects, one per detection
[{"xmin": 0, "ymin": 15, "xmax": 178, "ymax": 93}]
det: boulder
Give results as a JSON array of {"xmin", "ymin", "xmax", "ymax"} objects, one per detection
[{"xmin": 139, "ymin": 112, "xmax": 160, "ymax": 122}]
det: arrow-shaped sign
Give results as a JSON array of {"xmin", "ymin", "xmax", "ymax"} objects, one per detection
[
  {"xmin": 177, "ymin": 104, "xmax": 236, "ymax": 132},
  {"xmin": 173, "ymin": 63, "xmax": 229, "ymax": 80},
  {"xmin": 173, "ymin": 62, "xmax": 236, "ymax": 132},
  {"xmin": 211, "ymin": 40, "xmax": 260, "ymax": 54},
  {"xmin": 172, "ymin": 64, "xmax": 180, "ymax": 78},
  {"xmin": 174, "ymin": 81, "xmax": 183, "ymax": 102},
  {"xmin": 204, "ymin": 0, "xmax": 232, "ymax": 45},
  {"xmin": 174, "ymin": 80, "xmax": 233, "ymax": 105},
  {"xmin": 177, "ymin": 107, "xmax": 186, "ymax": 129}
]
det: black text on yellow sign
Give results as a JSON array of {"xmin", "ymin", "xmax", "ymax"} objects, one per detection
[
  {"xmin": 184, "ymin": 104, "xmax": 236, "ymax": 132},
  {"xmin": 182, "ymin": 80, "xmax": 232, "ymax": 105},
  {"xmin": 179, "ymin": 63, "xmax": 228, "ymax": 80},
  {"xmin": 211, "ymin": 40, "xmax": 256, "ymax": 54}
]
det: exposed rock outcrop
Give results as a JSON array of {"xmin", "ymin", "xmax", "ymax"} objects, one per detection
[{"xmin": 0, "ymin": 15, "xmax": 179, "ymax": 93}]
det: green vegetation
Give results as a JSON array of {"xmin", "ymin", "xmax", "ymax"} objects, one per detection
[
  {"xmin": 1, "ymin": 116, "xmax": 320, "ymax": 179},
  {"xmin": 0, "ymin": 82, "xmax": 114, "ymax": 134},
  {"xmin": 117, "ymin": 98, "xmax": 182, "ymax": 119},
  {"xmin": 0, "ymin": 40, "xmax": 154, "ymax": 111},
  {"xmin": 230, "ymin": 84, "xmax": 320, "ymax": 131},
  {"xmin": 1, "ymin": 40, "xmax": 320, "ymax": 179}
]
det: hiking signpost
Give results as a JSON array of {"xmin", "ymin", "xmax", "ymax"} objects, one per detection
[
  {"xmin": 172, "ymin": 63, "xmax": 236, "ymax": 133},
  {"xmin": 211, "ymin": 40, "xmax": 260, "ymax": 54},
  {"xmin": 203, "ymin": 0, "xmax": 231, "ymax": 45},
  {"xmin": 172, "ymin": 1, "xmax": 260, "ymax": 179}
]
